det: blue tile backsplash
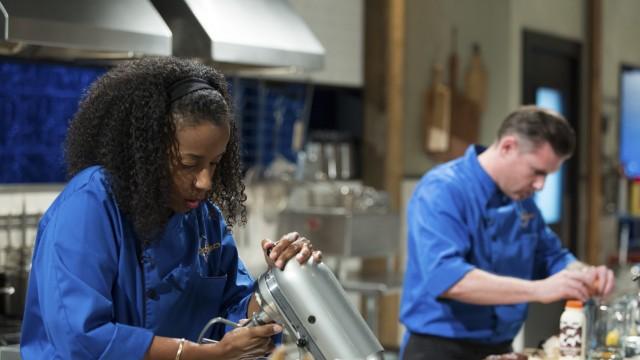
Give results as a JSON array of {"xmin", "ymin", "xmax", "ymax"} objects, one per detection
[
  {"xmin": 0, "ymin": 58, "xmax": 310, "ymax": 183},
  {"xmin": 0, "ymin": 58, "xmax": 106, "ymax": 183}
]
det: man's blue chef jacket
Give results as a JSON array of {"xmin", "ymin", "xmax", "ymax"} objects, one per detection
[
  {"xmin": 21, "ymin": 166, "xmax": 254, "ymax": 359},
  {"xmin": 400, "ymin": 145, "xmax": 575, "ymax": 346}
]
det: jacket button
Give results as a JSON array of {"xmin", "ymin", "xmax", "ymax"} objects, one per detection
[{"xmin": 146, "ymin": 289, "xmax": 159, "ymax": 300}]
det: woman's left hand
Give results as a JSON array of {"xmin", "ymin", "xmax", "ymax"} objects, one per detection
[{"xmin": 261, "ymin": 232, "xmax": 322, "ymax": 270}]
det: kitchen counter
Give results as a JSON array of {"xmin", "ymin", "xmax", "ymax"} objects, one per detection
[{"xmin": 0, "ymin": 344, "xmax": 19, "ymax": 360}]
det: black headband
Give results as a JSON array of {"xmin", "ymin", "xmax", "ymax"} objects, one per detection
[{"xmin": 168, "ymin": 77, "xmax": 216, "ymax": 103}]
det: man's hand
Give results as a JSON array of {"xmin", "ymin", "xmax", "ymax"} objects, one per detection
[
  {"xmin": 590, "ymin": 265, "xmax": 615, "ymax": 297},
  {"xmin": 261, "ymin": 232, "xmax": 322, "ymax": 270},
  {"xmin": 565, "ymin": 263, "xmax": 616, "ymax": 298},
  {"xmin": 533, "ymin": 269, "xmax": 597, "ymax": 303}
]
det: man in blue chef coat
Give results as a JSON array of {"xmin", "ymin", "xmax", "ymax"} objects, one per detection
[{"xmin": 400, "ymin": 106, "xmax": 615, "ymax": 360}]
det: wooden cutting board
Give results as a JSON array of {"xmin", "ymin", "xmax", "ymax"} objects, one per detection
[
  {"xmin": 428, "ymin": 92, "xmax": 480, "ymax": 163},
  {"xmin": 423, "ymin": 65, "xmax": 451, "ymax": 154},
  {"xmin": 464, "ymin": 43, "xmax": 488, "ymax": 113}
]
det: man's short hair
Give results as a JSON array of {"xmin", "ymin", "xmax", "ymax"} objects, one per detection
[{"xmin": 497, "ymin": 105, "xmax": 576, "ymax": 157}]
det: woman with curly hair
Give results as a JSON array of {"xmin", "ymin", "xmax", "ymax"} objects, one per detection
[{"xmin": 20, "ymin": 57, "xmax": 321, "ymax": 359}]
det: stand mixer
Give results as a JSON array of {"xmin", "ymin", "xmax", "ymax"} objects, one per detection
[{"xmin": 199, "ymin": 258, "xmax": 384, "ymax": 360}]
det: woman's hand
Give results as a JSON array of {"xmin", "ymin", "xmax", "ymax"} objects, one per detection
[
  {"xmin": 144, "ymin": 327, "xmax": 281, "ymax": 360},
  {"xmin": 213, "ymin": 323, "xmax": 282, "ymax": 359},
  {"xmin": 261, "ymin": 232, "xmax": 322, "ymax": 270}
]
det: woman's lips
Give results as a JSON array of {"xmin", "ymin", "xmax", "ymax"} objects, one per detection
[{"xmin": 185, "ymin": 199, "xmax": 201, "ymax": 209}]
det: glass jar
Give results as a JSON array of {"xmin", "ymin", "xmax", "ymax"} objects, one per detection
[
  {"xmin": 622, "ymin": 293, "xmax": 640, "ymax": 359},
  {"xmin": 587, "ymin": 299, "xmax": 627, "ymax": 359}
]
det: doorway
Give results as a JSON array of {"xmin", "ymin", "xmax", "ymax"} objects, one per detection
[
  {"xmin": 521, "ymin": 30, "xmax": 582, "ymax": 349},
  {"xmin": 523, "ymin": 30, "xmax": 582, "ymax": 252}
]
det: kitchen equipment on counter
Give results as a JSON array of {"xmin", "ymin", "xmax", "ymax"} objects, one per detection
[
  {"xmin": 340, "ymin": 271, "xmax": 403, "ymax": 339},
  {"xmin": 587, "ymin": 298, "xmax": 627, "ymax": 359},
  {"xmin": 0, "ymin": 316, "xmax": 21, "ymax": 346},
  {"xmin": 0, "ymin": 344, "xmax": 20, "ymax": 360},
  {"xmin": 278, "ymin": 181, "xmax": 399, "ymax": 258},
  {"xmin": 581, "ymin": 266, "xmax": 640, "ymax": 359},
  {"xmin": 200, "ymin": 258, "xmax": 384, "ymax": 360},
  {"xmin": 0, "ymin": 209, "xmax": 40, "ymax": 320},
  {"xmin": 618, "ymin": 292, "xmax": 640, "ymax": 358},
  {"xmin": 302, "ymin": 131, "xmax": 356, "ymax": 181},
  {"xmin": 277, "ymin": 209, "xmax": 398, "ymax": 258}
]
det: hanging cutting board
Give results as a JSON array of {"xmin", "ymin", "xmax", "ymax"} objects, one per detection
[
  {"xmin": 449, "ymin": 27, "xmax": 459, "ymax": 93},
  {"xmin": 423, "ymin": 65, "xmax": 451, "ymax": 153},
  {"xmin": 450, "ymin": 92, "xmax": 480, "ymax": 156},
  {"xmin": 464, "ymin": 43, "xmax": 488, "ymax": 113}
]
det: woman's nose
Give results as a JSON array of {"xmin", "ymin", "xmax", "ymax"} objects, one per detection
[{"xmin": 194, "ymin": 168, "xmax": 212, "ymax": 191}]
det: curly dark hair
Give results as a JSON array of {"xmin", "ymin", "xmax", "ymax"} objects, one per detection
[{"xmin": 65, "ymin": 57, "xmax": 246, "ymax": 242}]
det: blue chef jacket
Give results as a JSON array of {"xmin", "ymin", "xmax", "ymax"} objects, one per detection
[
  {"xmin": 21, "ymin": 166, "xmax": 254, "ymax": 359},
  {"xmin": 400, "ymin": 145, "xmax": 575, "ymax": 346}
]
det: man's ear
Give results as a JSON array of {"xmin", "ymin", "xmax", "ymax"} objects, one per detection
[{"xmin": 497, "ymin": 135, "xmax": 518, "ymax": 156}]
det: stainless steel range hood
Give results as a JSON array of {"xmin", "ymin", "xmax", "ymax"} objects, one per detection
[
  {"xmin": 0, "ymin": 0, "xmax": 171, "ymax": 61},
  {"xmin": 0, "ymin": 0, "xmax": 324, "ymax": 71},
  {"xmin": 151, "ymin": 0, "xmax": 325, "ymax": 71}
]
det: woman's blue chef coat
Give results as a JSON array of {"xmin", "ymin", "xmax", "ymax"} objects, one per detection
[
  {"xmin": 21, "ymin": 166, "xmax": 254, "ymax": 359},
  {"xmin": 400, "ymin": 145, "xmax": 576, "ymax": 346}
]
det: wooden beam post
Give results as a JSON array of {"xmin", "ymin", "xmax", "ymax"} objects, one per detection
[
  {"xmin": 363, "ymin": 0, "xmax": 388, "ymax": 193},
  {"xmin": 384, "ymin": 0, "xmax": 405, "ymax": 211},
  {"xmin": 362, "ymin": 0, "xmax": 406, "ymax": 349},
  {"xmin": 363, "ymin": 0, "xmax": 405, "ymax": 211},
  {"xmin": 586, "ymin": 0, "xmax": 603, "ymax": 264}
]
